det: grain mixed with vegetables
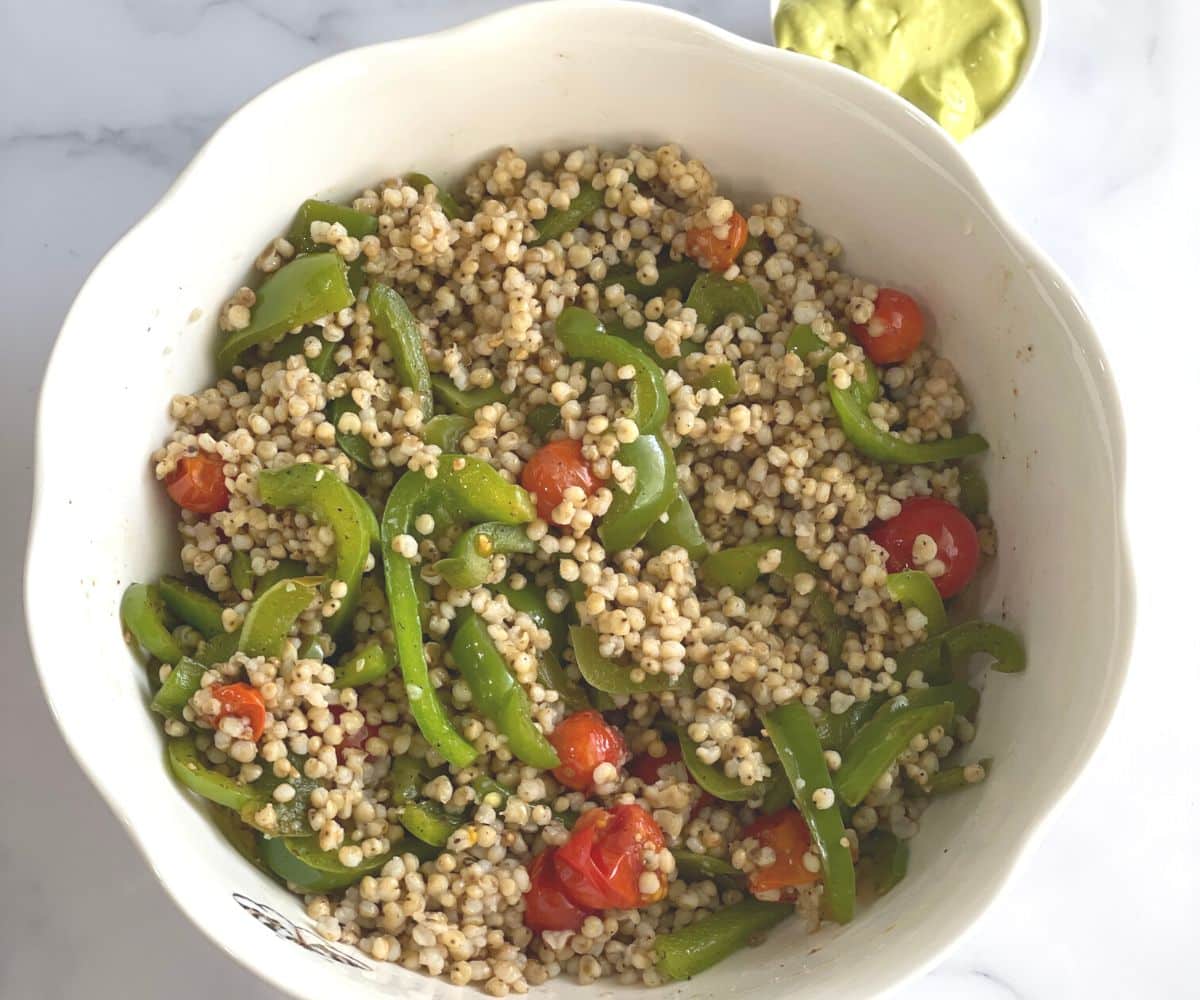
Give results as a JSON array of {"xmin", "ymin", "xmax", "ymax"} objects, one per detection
[{"xmin": 123, "ymin": 142, "xmax": 1024, "ymax": 990}]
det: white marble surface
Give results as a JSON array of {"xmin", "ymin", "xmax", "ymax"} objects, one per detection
[{"xmin": 3, "ymin": 1, "xmax": 1198, "ymax": 997}]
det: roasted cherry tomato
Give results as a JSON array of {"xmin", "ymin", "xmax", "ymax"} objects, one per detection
[
  {"xmin": 685, "ymin": 211, "xmax": 749, "ymax": 272},
  {"xmin": 520, "ymin": 438, "xmax": 599, "ymax": 522},
  {"xmin": 165, "ymin": 452, "xmax": 230, "ymax": 514},
  {"xmin": 744, "ymin": 808, "xmax": 819, "ymax": 895},
  {"xmin": 524, "ymin": 848, "xmax": 595, "ymax": 932},
  {"xmin": 870, "ymin": 496, "xmax": 980, "ymax": 599},
  {"xmin": 554, "ymin": 804, "xmax": 667, "ymax": 911},
  {"xmin": 851, "ymin": 288, "xmax": 924, "ymax": 365},
  {"xmin": 208, "ymin": 682, "xmax": 267, "ymax": 741},
  {"xmin": 549, "ymin": 709, "xmax": 628, "ymax": 792},
  {"xmin": 630, "ymin": 742, "xmax": 714, "ymax": 812}
]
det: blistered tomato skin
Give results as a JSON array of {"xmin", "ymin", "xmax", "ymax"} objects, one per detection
[
  {"xmin": 744, "ymin": 808, "xmax": 819, "ymax": 895},
  {"xmin": 852, "ymin": 288, "xmax": 924, "ymax": 365},
  {"xmin": 520, "ymin": 438, "xmax": 599, "ymax": 521},
  {"xmin": 165, "ymin": 452, "xmax": 230, "ymax": 514},
  {"xmin": 549, "ymin": 710, "xmax": 628, "ymax": 792},
  {"xmin": 685, "ymin": 211, "xmax": 749, "ymax": 272},
  {"xmin": 630, "ymin": 742, "xmax": 714, "ymax": 813},
  {"xmin": 524, "ymin": 849, "xmax": 595, "ymax": 933},
  {"xmin": 553, "ymin": 804, "xmax": 667, "ymax": 911},
  {"xmin": 870, "ymin": 496, "xmax": 980, "ymax": 598}
]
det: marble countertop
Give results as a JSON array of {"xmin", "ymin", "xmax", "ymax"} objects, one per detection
[{"xmin": 2, "ymin": 1, "xmax": 1197, "ymax": 997}]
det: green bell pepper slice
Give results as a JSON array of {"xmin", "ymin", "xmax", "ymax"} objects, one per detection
[
  {"xmin": 525, "ymin": 404, "xmax": 562, "ymax": 441},
  {"xmin": 537, "ymin": 649, "xmax": 592, "ymax": 713},
  {"xmin": 677, "ymin": 729, "xmax": 766, "ymax": 802},
  {"xmin": 381, "ymin": 456, "xmax": 536, "ymax": 768},
  {"xmin": 670, "ymin": 849, "xmax": 739, "ymax": 880},
  {"xmin": 121, "ymin": 583, "xmax": 183, "ymax": 665},
  {"xmin": 328, "ymin": 396, "xmax": 373, "ymax": 468},
  {"xmin": 836, "ymin": 702, "xmax": 955, "ymax": 806},
  {"xmin": 230, "ymin": 550, "xmax": 254, "ymax": 595},
  {"xmin": 654, "ymin": 898, "xmax": 791, "ymax": 981},
  {"xmin": 692, "ymin": 362, "xmax": 739, "ymax": 399},
  {"xmin": 151, "ymin": 656, "xmax": 208, "ymax": 720},
  {"xmin": 685, "ymin": 273, "xmax": 764, "ymax": 329},
  {"xmin": 491, "ymin": 581, "xmax": 568, "ymax": 654},
  {"xmin": 167, "ymin": 738, "xmax": 254, "ymax": 811},
  {"xmin": 958, "ymin": 466, "xmax": 989, "ymax": 517},
  {"xmin": 195, "ymin": 628, "xmax": 241, "ymax": 667},
  {"xmin": 762, "ymin": 702, "xmax": 856, "ymax": 923},
  {"xmin": 423, "ymin": 413, "xmax": 472, "ymax": 452},
  {"xmin": 217, "ymin": 253, "xmax": 354, "ymax": 373},
  {"xmin": 557, "ymin": 306, "xmax": 669, "ymax": 435},
  {"xmin": 435, "ymin": 522, "xmax": 536, "ymax": 590},
  {"xmin": 787, "ymin": 325, "xmax": 880, "ymax": 407},
  {"xmin": 531, "ymin": 185, "xmax": 603, "ymax": 246},
  {"xmin": 828, "ymin": 373, "xmax": 988, "ymax": 465},
  {"xmin": 404, "ymin": 172, "xmax": 464, "ymax": 221},
  {"xmin": 332, "ymin": 639, "xmax": 394, "ymax": 689},
  {"xmin": 238, "ymin": 575, "xmax": 323, "ymax": 658},
  {"xmin": 874, "ymin": 682, "xmax": 979, "ymax": 722},
  {"xmin": 598, "ymin": 433, "xmax": 676, "ymax": 552},
  {"xmin": 259, "ymin": 834, "xmax": 391, "ymax": 892},
  {"xmin": 401, "ymin": 800, "xmax": 459, "ymax": 847},
  {"xmin": 886, "ymin": 570, "xmax": 948, "ymax": 636},
  {"xmin": 571, "ymin": 625, "xmax": 685, "ymax": 695},
  {"xmin": 894, "ymin": 620, "xmax": 1026, "ymax": 682},
  {"xmin": 430, "ymin": 374, "xmax": 508, "ymax": 418},
  {"xmin": 451, "ymin": 611, "xmax": 560, "ymax": 769},
  {"xmin": 255, "ymin": 558, "xmax": 309, "ymax": 595},
  {"xmin": 367, "ymin": 283, "xmax": 433, "ymax": 420},
  {"xmin": 472, "ymin": 775, "xmax": 513, "ymax": 809},
  {"xmin": 241, "ymin": 759, "xmax": 320, "ymax": 837},
  {"xmin": 599, "ymin": 258, "xmax": 701, "ymax": 300},
  {"xmin": 287, "ymin": 199, "xmax": 379, "ymax": 255},
  {"xmin": 267, "ymin": 329, "xmax": 338, "ymax": 381},
  {"xmin": 389, "ymin": 756, "xmax": 426, "ymax": 806},
  {"xmin": 859, "ymin": 830, "xmax": 910, "ymax": 896},
  {"xmin": 644, "ymin": 484, "xmax": 708, "ymax": 561},
  {"xmin": 257, "ymin": 463, "xmax": 373, "ymax": 637},
  {"xmin": 920, "ymin": 758, "xmax": 991, "ymax": 796},
  {"xmin": 158, "ymin": 576, "xmax": 225, "ymax": 638}
]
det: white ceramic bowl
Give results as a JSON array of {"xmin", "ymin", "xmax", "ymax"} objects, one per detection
[
  {"xmin": 25, "ymin": 2, "xmax": 1132, "ymax": 998},
  {"xmin": 768, "ymin": 0, "xmax": 1046, "ymax": 139}
]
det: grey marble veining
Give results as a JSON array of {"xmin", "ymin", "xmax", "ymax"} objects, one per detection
[{"xmin": 3, "ymin": 2, "xmax": 1198, "ymax": 998}]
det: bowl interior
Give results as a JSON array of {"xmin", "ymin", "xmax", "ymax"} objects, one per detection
[{"xmin": 27, "ymin": 3, "xmax": 1127, "ymax": 999}]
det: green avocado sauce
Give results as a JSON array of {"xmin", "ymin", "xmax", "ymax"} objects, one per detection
[{"xmin": 774, "ymin": 0, "xmax": 1029, "ymax": 139}]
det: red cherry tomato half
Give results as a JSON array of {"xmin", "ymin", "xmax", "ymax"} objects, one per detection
[
  {"xmin": 524, "ymin": 849, "xmax": 595, "ymax": 933},
  {"xmin": 329, "ymin": 704, "xmax": 382, "ymax": 761},
  {"xmin": 851, "ymin": 288, "xmax": 924, "ymax": 365},
  {"xmin": 744, "ymin": 808, "xmax": 818, "ymax": 895},
  {"xmin": 208, "ymin": 682, "xmax": 267, "ymax": 741},
  {"xmin": 685, "ymin": 211, "xmax": 749, "ymax": 272},
  {"xmin": 870, "ymin": 496, "xmax": 980, "ymax": 599},
  {"xmin": 549, "ymin": 710, "xmax": 628, "ymax": 792},
  {"xmin": 554, "ymin": 804, "xmax": 667, "ymax": 911},
  {"xmin": 165, "ymin": 452, "xmax": 230, "ymax": 514},
  {"xmin": 520, "ymin": 438, "xmax": 599, "ymax": 522},
  {"xmin": 630, "ymin": 742, "xmax": 714, "ymax": 812}
]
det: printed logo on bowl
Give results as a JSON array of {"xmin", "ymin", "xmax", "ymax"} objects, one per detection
[{"xmin": 233, "ymin": 894, "xmax": 371, "ymax": 971}]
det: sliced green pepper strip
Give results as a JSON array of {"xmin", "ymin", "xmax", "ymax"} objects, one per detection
[
  {"xmin": 654, "ymin": 898, "xmax": 791, "ymax": 981},
  {"xmin": 531, "ymin": 185, "xmax": 603, "ymax": 246},
  {"xmin": 151, "ymin": 656, "xmax": 208, "ymax": 719},
  {"xmin": 287, "ymin": 199, "xmax": 379, "ymax": 255},
  {"xmin": 401, "ymin": 801, "xmax": 459, "ymax": 847},
  {"xmin": 525, "ymin": 404, "xmax": 561, "ymax": 441},
  {"xmin": 167, "ymin": 738, "xmax": 254, "ymax": 810},
  {"xmin": 557, "ymin": 307, "xmax": 669, "ymax": 434},
  {"xmin": 230, "ymin": 550, "xmax": 253, "ymax": 595},
  {"xmin": 685, "ymin": 273, "xmax": 764, "ymax": 329},
  {"xmin": 238, "ymin": 576, "xmax": 323, "ymax": 658},
  {"xmin": 700, "ymin": 538, "xmax": 818, "ymax": 592},
  {"xmin": 472, "ymin": 775, "xmax": 512, "ymax": 809},
  {"xmin": 195, "ymin": 628, "xmax": 241, "ymax": 667},
  {"xmin": 242, "ymin": 758, "xmax": 320, "ymax": 837},
  {"xmin": 894, "ymin": 620, "xmax": 1026, "ymax": 682},
  {"xmin": 328, "ymin": 396, "xmax": 372, "ymax": 468},
  {"xmin": 333, "ymin": 639, "xmax": 394, "ymax": 689},
  {"xmin": 693, "ymin": 363, "xmax": 739, "ymax": 399},
  {"xmin": 382, "ymin": 456, "xmax": 536, "ymax": 767},
  {"xmin": 762, "ymin": 702, "xmax": 856, "ymax": 923},
  {"xmin": 423, "ymin": 413, "xmax": 472, "ymax": 452},
  {"xmin": 209, "ymin": 806, "xmax": 270, "ymax": 875},
  {"xmin": 255, "ymin": 558, "xmax": 309, "ymax": 595},
  {"xmin": 598, "ymin": 258, "xmax": 702, "ymax": 300},
  {"xmin": 259, "ymin": 834, "xmax": 391, "ymax": 892},
  {"xmin": 875, "ymin": 682, "xmax": 979, "ymax": 722},
  {"xmin": 859, "ymin": 830, "xmax": 910, "ymax": 895},
  {"xmin": 958, "ymin": 466, "xmax": 989, "ymax": 517},
  {"xmin": 404, "ymin": 172, "xmax": 464, "ymax": 221},
  {"xmin": 390, "ymin": 756, "xmax": 426, "ymax": 806},
  {"xmin": 886, "ymin": 571, "xmax": 948, "ymax": 636},
  {"xmin": 920, "ymin": 757, "xmax": 991, "ymax": 796},
  {"xmin": 786, "ymin": 325, "xmax": 880, "ymax": 406},
  {"xmin": 451, "ymin": 611, "xmax": 560, "ymax": 769},
  {"xmin": 492, "ymin": 582, "xmax": 568, "ymax": 654},
  {"xmin": 571, "ymin": 625, "xmax": 685, "ymax": 695},
  {"xmin": 435, "ymin": 522, "xmax": 536, "ymax": 590},
  {"xmin": 644, "ymin": 484, "xmax": 708, "ymax": 561},
  {"xmin": 829, "ymin": 374, "xmax": 988, "ymax": 465},
  {"xmin": 598, "ymin": 433, "xmax": 675, "ymax": 552},
  {"xmin": 670, "ymin": 849, "xmax": 739, "ymax": 880},
  {"xmin": 836, "ymin": 702, "xmax": 955, "ymax": 806},
  {"xmin": 217, "ymin": 253, "xmax": 354, "ymax": 373},
  {"xmin": 121, "ymin": 583, "xmax": 183, "ymax": 665},
  {"xmin": 677, "ymin": 729, "xmax": 766, "ymax": 802},
  {"xmin": 267, "ymin": 330, "xmax": 338, "ymax": 381},
  {"xmin": 760, "ymin": 769, "xmax": 795, "ymax": 814},
  {"xmin": 158, "ymin": 576, "xmax": 225, "ymax": 638},
  {"xmin": 367, "ymin": 283, "xmax": 433, "ymax": 420},
  {"xmin": 537, "ymin": 649, "xmax": 592, "ymax": 713},
  {"xmin": 257, "ymin": 463, "xmax": 373, "ymax": 637},
  {"xmin": 430, "ymin": 374, "xmax": 508, "ymax": 418}
]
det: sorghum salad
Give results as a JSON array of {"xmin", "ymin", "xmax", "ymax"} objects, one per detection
[{"xmin": 121, "ymin": 143, "xmax": 1025, "ymax": 991}]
